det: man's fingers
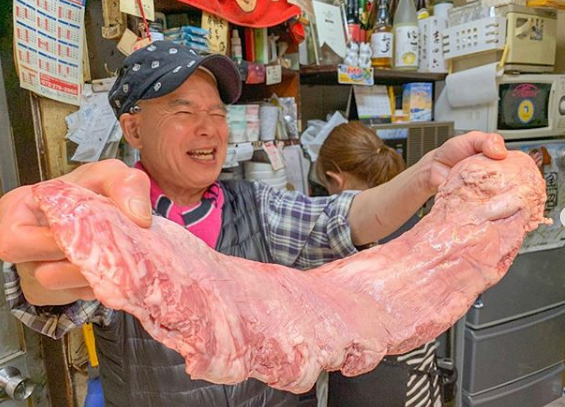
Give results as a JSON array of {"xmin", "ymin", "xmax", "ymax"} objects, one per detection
[
  {"xmin": 0, "ymin": 187, "xmax": 66, "ymax": 263},
  {"xmin": 0, "ymin": 160, "xmax": 152, "ymax": 264},
  {"xmin": 32, "ymin": 261, "xmax": 89, "ymax": 290},
  {"xmin": 106, "ymin": 170, "xmax": 153, "ymax": 227},
  {"xmin": 474, "ymin": 133, "xmax": 507, "ymax": 160},
  {"xmin": 70, "ymin": 286, "xmax": 97, "ymax": 301},
  {"xmin": 435, "ymin": 132, "xmax": 508, "ymax": 169},
  {"xmin": 21, "ymin": 283, "xmax": 95, "ymax": 306},
  {"xmin": 0, "ymin": 226, "xmax": 65, "ymax": 263},
  {"xmin": 17, "ymin": 261, "xmax": 93, "ymax": 306},
  {"xmin": 62, "ymin": 160, "xmax": 152, "ymax": 227}
]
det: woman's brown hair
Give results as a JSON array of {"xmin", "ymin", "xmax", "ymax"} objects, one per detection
[{"xmin": 316, "ymin": 121, "xmax": 406, "ymax": 188}]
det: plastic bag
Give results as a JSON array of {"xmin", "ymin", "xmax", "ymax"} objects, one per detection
[{"xmin": 300, "ymin": 111, "xmax": 347, "ymax": 162}]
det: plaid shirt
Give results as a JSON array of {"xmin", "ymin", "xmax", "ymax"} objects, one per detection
[{"xmin": 3, "ymin": 182, "xmax": 359, "ymax": 339}]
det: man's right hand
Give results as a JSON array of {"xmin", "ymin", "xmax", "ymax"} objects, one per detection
[{"xmin": 0, "ymin": 159, "xmax": 151, "ymax": 306}]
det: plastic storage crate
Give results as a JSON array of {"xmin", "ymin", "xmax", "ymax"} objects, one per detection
[
  {"xmin": 443, "ymin": 16, "xmax": 506, "ymax": 60},
  {"xmin": 466, "ymin": 247, "xmax": 565, "ymax": 329},
  {"xmin": 462, "ymin": 363, "xmax": 564, "ymax": 407},
  {"xmin": 463, "ymin": 305, "xmax": 565, "ymax": 395}
]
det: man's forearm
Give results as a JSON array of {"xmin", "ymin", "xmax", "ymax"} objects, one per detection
[{"xmin": 348, "ymin": 153, "xmax": 434, "ymax": 245}]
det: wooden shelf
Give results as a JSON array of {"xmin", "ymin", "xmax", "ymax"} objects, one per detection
[
  {"xmin": 299, "ymin": 65, "xmax": 447, "ymax": 86},
  {"xmin": 239, "ymin": 68, "xmax": 300, "ymax": 105}
]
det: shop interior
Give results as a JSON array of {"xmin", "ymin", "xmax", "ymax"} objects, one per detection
[{"xmin": 0, "ymin": 0, "xmax": 564, "ymax": 406}]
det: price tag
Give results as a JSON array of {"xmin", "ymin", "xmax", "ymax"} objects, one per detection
[
  {"xmin": 117, "ymin": 28, "xmax": 138, "ymax": 56},
  {"xmin": 120, "ymin": 0, "xmax": 155, "ymax": 21},
  {"xmin": 266, "ymin": 65, "xmax": 282, "ymax": 85},
  {"xmin": 235, "ymin": 142, "xmax": 254, "ymax": 162},
  {"xmin": 262, "ymin": 141, "xmax": 285, "ymax": 171},
  {"xmin": 92, "ymin": 78, "xmax": 119, "ymax": 93},
  {"xmin": 132, "ymin": 37, "xmax": 152, "ymax": 52}
]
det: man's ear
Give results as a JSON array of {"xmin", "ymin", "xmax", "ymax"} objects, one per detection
[
  {"xmin": 120, "ymin": 113, "xmax": 142, "ymax": 149},
  {"xmin": 325, "ymin": 171, "xmax": 345, "ymax": 191}
]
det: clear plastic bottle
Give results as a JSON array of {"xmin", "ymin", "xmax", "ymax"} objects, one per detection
[{"xmin": 393, "ymin": 0, "xmax": 419, "ymax": 71}]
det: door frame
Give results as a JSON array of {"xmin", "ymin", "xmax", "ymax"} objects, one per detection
[
  {"xmin": 0, "ymin": 54, "xmax": 73, "ymax": 407},
  {"xmin": 0, "ymin": 61, "xmax": 19, "ymax": 195}
]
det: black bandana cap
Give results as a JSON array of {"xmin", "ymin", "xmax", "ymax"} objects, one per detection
[{"xmin": 108, "ymin": 40, "xmax": 242, "ymax": 118}]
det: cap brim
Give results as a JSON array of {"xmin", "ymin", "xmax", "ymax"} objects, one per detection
[{"xmin": 200, "ymin": 54, "xmax": 242, "ymax": 105}]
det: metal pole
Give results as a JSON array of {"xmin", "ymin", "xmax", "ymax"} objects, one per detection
[{"xmin": 454, "ymin": 317, "xmax": 466, "ymax": 407}]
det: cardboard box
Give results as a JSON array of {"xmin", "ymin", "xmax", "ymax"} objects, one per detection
[{"xmin": 402, "ymin": 83, "xmax": 433, "ymax": 122}]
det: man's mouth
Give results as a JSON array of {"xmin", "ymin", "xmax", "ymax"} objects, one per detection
[{"xmin": 187, "ymin": 148, "xmax": 216, "ymax": 161}]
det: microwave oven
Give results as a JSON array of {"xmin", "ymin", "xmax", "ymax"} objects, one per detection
[{"xmin": 436, "ymin": 74, "xmax": 565, "ymax": 140}]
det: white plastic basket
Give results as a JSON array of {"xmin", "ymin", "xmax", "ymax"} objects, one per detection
[{"xmin": 443, "ymin": 16, "xmax": 507, "ymax": 60}]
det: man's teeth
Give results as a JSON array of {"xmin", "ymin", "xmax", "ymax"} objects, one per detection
[{"xmin": 188, "ymin": 150, "xmax": 214, "ymax": 160}]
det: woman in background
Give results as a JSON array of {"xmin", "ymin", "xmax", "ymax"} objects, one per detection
[{"xmin": 316, "ymin": 121, "xmax": 443, "ymax": 407}]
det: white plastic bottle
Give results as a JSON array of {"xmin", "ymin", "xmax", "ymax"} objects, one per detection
[{"xmin": 393, "ymin": 0, "xmax": 419, "ymax": 71}]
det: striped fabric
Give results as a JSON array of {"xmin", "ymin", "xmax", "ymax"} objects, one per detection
[{"xmin": 397, "ymin": 341, "xmax": 443, "ymax": 407}]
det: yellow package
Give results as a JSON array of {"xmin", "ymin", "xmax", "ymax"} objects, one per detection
[{"xmin": 526, "ymin": 0, "xmax": 565, "ymax": 9}]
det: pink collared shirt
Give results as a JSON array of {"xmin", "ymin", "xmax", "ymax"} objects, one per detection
[{"xmin": 134, "ymin": 162, "xmax": 224, "ymax": 248}]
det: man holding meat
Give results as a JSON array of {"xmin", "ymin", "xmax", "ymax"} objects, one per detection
[{"xmin": 0, "ymin": 41, "xmax": 508, "ymax": 406}]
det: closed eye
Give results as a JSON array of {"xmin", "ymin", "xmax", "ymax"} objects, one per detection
[
  {"xmin": 210, "ymin": 110, "xmax": 227, "ymax": 117},
  {"xmin": 172, "ymin": 106, "xmax": 226, "ymax": 117}
]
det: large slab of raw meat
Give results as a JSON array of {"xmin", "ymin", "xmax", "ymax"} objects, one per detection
[{"xmin": 32, "ymin": 152, "xmax": 548, "ymax": 393}]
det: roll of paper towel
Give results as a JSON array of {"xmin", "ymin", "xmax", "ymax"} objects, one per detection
[{"xmin": 446, "ymin": 63, "xmax": 503, "ymax": 108}]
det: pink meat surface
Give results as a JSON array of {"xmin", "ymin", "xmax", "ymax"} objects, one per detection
[{"xmin": 32, "ymin": 151, "xmax": 548, "ymax": 393}]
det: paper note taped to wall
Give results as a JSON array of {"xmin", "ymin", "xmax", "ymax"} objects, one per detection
[
  {"xmin": 65, "ymin": 85, "xmax": 121, "ymax": 162},
  {"xmin": 201, "ymin": 12, "xmax": 228, "ymax": 55},
  {"xmin": 120, "ymin": 0, "xmax": 155, "ymax": 21},
  {"xmin": 117, "ymin": 28, "xmax": 138, "ymax": 56},
  {"xmin": 13, "ymin": 0, "xmax": 86, "ymax": 105}
]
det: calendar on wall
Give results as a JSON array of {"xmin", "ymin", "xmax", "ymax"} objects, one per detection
[{"xmin": 14, "ymin": 0, "xmax": 86, "ymax": 106}]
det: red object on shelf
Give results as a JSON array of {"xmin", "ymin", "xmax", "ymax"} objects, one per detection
[
  {"xmin": 288, "ymin": 20, "xmax": 305, "ymax": 44},
  {"xmin": 176, "ymin": 0, "xmax": 301, "ymax": 28},
  {"xmin": 244, "ymin": 27, "xmax": 255, "ymax": 61}
]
